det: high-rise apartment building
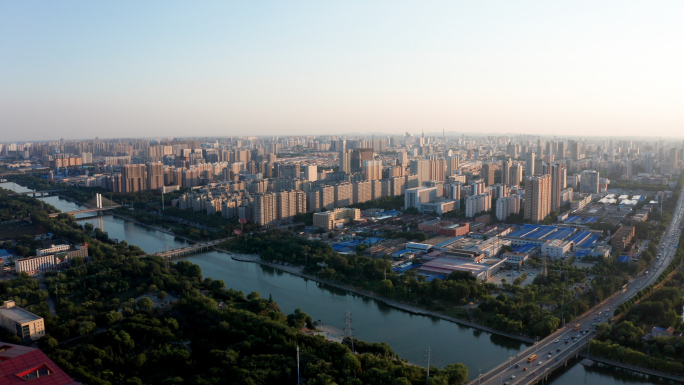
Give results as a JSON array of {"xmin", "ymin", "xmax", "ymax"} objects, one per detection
[
  {"xmin": 122, "ymin": 164, "xmax": 145, "ymax": 193},
  {"xmin": 465, "ymin": 192, "xmax": 491, "ymax": 218},
  {"xmin": 307, "ymin": 189, "xmax": 320, "ymax": 212},
  {"xmin": 320, "ymin": 186, "xmax": 336, "ymax": 210},
  {"xmin": 644, "ymin": 152, "xmax": 655, "ymax": 173},
  {"xmin": 353, "ymin": 180, "xmax": 372, "ymax": 204},
  {"xmin": 569, "ymin": 140, "xmax": 582, "ymax": 161},
  {"xmin": 495, "ymin": 194, "xmax": 521, "ymax": 221},
  {"xmin": 429, "ymin": 158, "xmax": 446, "ymax": 182},
  {"xmin": 446, "ymin": 155, "xmax": 459, "ymax": 178},
  {"xmin": 334, "ymin": 183, "xmax": 353, "ymax": 207},
  {"xmin": 404, "ymin": 186, "xmax": 438, "ymax": 211},
  {"xmin": 580, "ymin": 170, "xmax": 600, "ymax": 194},
  {"xmin": 398, "ymin": 151, "xmax": 409, "ymax": 167},
  {"xmin": 252, "ymin": 193, "xmax": 278, "ymax": 227},
  {"xmin": 339, "ymin": 150, "xmax": 351, "ymax": 173},
  {"xmin": 146, "ymin": 162, "xmax": 164, "ymax": 191},
  {"xmin": 509, "ymin": 163, "xmax": 523, "ymax": 186},
  {"xmin": 363, "ymin": 160, "xmax": 383, "ymax": 181},
  {"xmin": 410, "ymin": 159, "xmax": 431, "ymax": 186},
  {"xmin": 549, "ymin": 163, "xmax": 565, "ymax": 212},
  {"xmin": 481, "ymin": 163, "xmax": 496, "ymax": 186},
  {"xmin": 351, "ymin": 148, "xmax": 374, "ymax": 173},
  {"xmin": 304, "ymin": 165, "xmax": 317, "ymax": 181},
  {"xmin": 557, "ymin": 142, "xmax": 565, "ymax": 159},
  {"xmin": 276, "ymin": 190, "xmax": 306, "ymax": 221},
  {"xmin": 524, "ymin": 175, "xmax": 551, "ymax": 222},
  {"xmin": 526, "ymin": 152, "xmax": 536, "ymax": 177},
  {"xmin": 506, "ymin": 143, "xmax": 518, "ymax": 158},
  {"xmin": 278, "ymin": 164, "xmax": 301, "ymax": 179},
  {"xmin": 501, "ymin": 158, "xmax": 512, "ymax": 186}
]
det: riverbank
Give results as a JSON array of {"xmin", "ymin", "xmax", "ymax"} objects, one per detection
[
  {"xmin": 580, "ymin": 353, "xmax": 684, "ymax": 382},
  {"xmin": 46, "ymin": 193, "xmax": 535, "ymax": 344},
  {"xmin": 110, "ymin": 213, "xmax": 199, "ymax": 244},
  {"xmin": 50, "ymin": 192, "xmax": 202, "ymax": 245},
  {"xmin": 222, "ymin": 250, "xmax": 535, "ymax": 344}
]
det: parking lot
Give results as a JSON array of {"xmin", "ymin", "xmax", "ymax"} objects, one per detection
[{"xmin": 488, "ymin": 268, "xmax": 541, "ymax": 288}]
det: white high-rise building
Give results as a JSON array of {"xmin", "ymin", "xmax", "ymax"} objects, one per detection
[
  {"xmin": 465, "ymin": 192, "xmax": 491, "ymax": 218},
  {"xmin": 495, "ymin": 194, "xmax": 521, "ymax": 221},
  {"xmin": 304, "ymin": 165, "xmax": 317, "ymax": 181}
]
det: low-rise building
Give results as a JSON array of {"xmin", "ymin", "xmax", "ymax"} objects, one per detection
[
  {"xmin": 16, "ymin": 244, "xmax": 88, "ymax": 274},
  {"xmin": 418, "ymin": 219, "xmax": 454, "ymax": 232},
  {"xmin": 0, "ymin": 300, "xmax": 45, "ymax": 342},
  {"xmin": 440, "ymin": 223, "xmax": 470, "ymax": 237},
  {"xmin": 571, "ymin": 194, "xmax": 592, "ymax": 212},
  {"xmin": 36, "ymin": 244, "xmax": 70, "ymax": 256},
  {"xmin": 612, "ymin": 225, "xmax": 635, "ymax": 251},
  {"xmin": 312, "ymin": 208, "xmax": 361, "ymax": 230},
  {"xmin": 15, "ymin": 255, "xmax": 56, "ymax": 275},
  {"xmin": 0, "ymin": 342, "xmax": 78, "ymax": 383},
  {"xmin": 419, "ymin": 199, "xmax": 458, "ymax": 215},
  {"xmin": 442, "ymin": 249, "xmax": 486, "ymax": 262},
  {"xmin": 652, "ymin": 326, "xmax": 674, "ymax": 338},
  {"xmin": 542, "ymin": 239, "xmax": 574, "ymax": 259},
  {"xmin": 591, "ymin": 246, "xmax": 611, "ymax": 258},
  {"xmin": 502, "ymin": 251, "xmax": 529, "ymax": 267}
]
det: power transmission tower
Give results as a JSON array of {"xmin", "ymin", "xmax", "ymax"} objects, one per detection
[
  {"xmin": 541, "ymin": 256, "xmax": 548, "ymax": 277},
  {"xmin": 561, "ymin": 273, "xmax": 567, "ymax": 327},
  {"xmin": 343, "ymin": 311, "xmax": 354, "ymax": 353},
  {"xmin": 296, "ymin": 345, "xmax": 300, "ymax": 385},
  {"xmin": 424, "ymin": 346, "xmax": 432, "ymax": 384}
]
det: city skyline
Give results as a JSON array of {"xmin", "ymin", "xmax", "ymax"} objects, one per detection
[
  {"xmin": 2, "ymin": 2, "xmax": 684, "ymax": 384},
  {"xmin": 3, "ymin": 1, "xmax": 684, "ymax": 141}
]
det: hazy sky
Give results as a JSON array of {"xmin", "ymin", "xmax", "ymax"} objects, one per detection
[{"xmin": 1, "ymin": 1, "xmax": 683, "ymax": 141}]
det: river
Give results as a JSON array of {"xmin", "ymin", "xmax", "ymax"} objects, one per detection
[{"xmin": 0, "ymin": 181, "xmax": 671, "ymax": 383}]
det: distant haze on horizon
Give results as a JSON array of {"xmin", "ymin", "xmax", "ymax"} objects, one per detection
[{"xmin": 2, "ymin": 1, "xmax": 683, "ymax": 141}]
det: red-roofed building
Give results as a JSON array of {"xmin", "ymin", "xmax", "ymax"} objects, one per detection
[{"xmin": 0, "ymin": 342, "xmax": 79, "ymax": 384}]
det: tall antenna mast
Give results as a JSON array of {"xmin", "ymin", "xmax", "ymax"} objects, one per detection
[{"xmin": 343, "ymin": 311, "xmax": 354, "ymax": 353}]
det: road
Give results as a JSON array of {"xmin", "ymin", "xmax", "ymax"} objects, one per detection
[{"xmin": 472, "ymin": 182, "xmax": 684, "ymax": 385}]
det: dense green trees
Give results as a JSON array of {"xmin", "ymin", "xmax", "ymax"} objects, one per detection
[
  {"xmin": 220, "ymin": 231, "xmax": 571, "ymax": 338},
  {"xmin": 0, "ymin": 191, "xmax": 474, "ymax": 384},
  {"xmin": 38, "ymin": 245, "xmax": 457, "ymax": 384}
]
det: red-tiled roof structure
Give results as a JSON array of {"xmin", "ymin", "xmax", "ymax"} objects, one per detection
[{"xmin": 0, "ymin": 343, "xmax": 79, "ymax": 385}]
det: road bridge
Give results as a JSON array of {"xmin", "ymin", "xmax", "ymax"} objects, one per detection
[
  {"xmin": 48, "ymin": 193, "xmax": 121, "ymax": 217},
  {"xmin": 470, "ymin": 182, "xmax": 684, "ymax": 385},
  {"xmin": 14, "ymin": 189, "xmax": 64, "ymax": 197},
  {"xmin": 147, "ymin": 237, "xmax": 232, "ymax": 259},
  {"xmin": 50, "ymin": 207, "xmax": 118, "ymax": 217}
]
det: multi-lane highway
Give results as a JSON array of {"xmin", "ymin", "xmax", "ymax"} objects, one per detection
[{"xmin": 472, "ymin": 183, "xmax": 684, "ymax": 385}]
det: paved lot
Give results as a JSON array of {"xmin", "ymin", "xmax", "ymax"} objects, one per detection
[{"xmin": 489, "ymin": 268, "xmax": 541, "ymax": 288}]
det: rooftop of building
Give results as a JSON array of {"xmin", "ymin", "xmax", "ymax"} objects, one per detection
[
  {"xmin": 0, "ymin": 342, "xmax": 79, "ymax": 385},
  {"xmin": 419, "ymin": 257, "xmax": 488, "ymax": 275},
  {"xmin": 0, "ymin": 302, "xmax": 42, "ymax": 324}
]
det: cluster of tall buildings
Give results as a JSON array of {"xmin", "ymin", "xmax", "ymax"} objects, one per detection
[{"xmin": 5, "ymin": 134, "xmax": 683, "ymax": 228}]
